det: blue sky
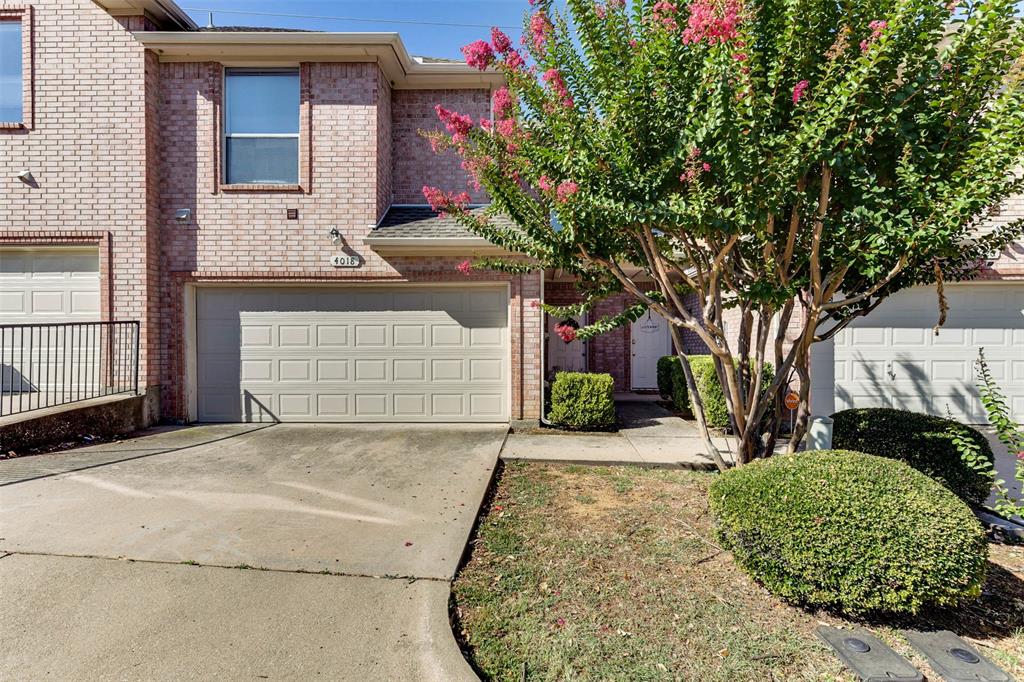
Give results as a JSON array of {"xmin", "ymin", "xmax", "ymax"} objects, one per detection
[
  {"xmin": 181, "ymin": 1, "xmax": 538, "ymax": 59},
  {"xmin": 181, "ymin": 0, "xmax": 1024, "ymax": 60}
]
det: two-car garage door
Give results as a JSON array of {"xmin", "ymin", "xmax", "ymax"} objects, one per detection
[
  {"xmin": 830, "ymin": 283, "xmax": 1024, "ymax": 422},
  {"xmin": 196, "ymin": 286, "xmax": 509, "ymax": 422}
]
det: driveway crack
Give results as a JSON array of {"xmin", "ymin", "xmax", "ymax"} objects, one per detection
[{"xmin": 0, "ymin": 549, "xmax": 451, "ymax": 582}]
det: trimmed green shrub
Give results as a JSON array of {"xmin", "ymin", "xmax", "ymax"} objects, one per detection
[
  {"xmin": 710, "ymin": 450, "xmax": 988, "ymax": 616},
  {"xmin": 688, "ymin": 355, "xmax": 774, "ymax": 429},
  {"xmin": 669, "ymin": 363, "xmax": 691, "ymax": 418},
  {"xmin": 548, "ymin": 372, "xmax": 616, "ymax": 430},
  {"xmin": 657, "ymin": 355, "xmax": 692, "ymax": 417},
  {"xmin": 831, "ymin": 408, "xmax": 994, "ymax": 504},
  {"xmin": 656, "ymin": 355, "xmax": 679, "ymax": 399}
]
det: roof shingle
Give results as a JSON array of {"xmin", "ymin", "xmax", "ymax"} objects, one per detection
[{"xmin": 373, "ymin": 206, "xmax": 515, "ymax": 239}]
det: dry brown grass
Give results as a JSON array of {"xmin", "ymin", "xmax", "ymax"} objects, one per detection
[{"xmin": 452, "ymin": 461, "xmax": 1024, "ymax": 681}]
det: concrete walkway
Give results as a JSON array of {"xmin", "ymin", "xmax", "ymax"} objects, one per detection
[
  {"xmin": 1, "ymin": 423, "xmax": 503, "ymax": 680},
  {"xmin": 502, "ymin": 400, "xmax": 734, "ymax": 469}
]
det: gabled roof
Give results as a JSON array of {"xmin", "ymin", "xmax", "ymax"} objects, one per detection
[
  {"xmin": 132, "ymin": 32, "xmax": 505, "ymax": 89},
  {"xmin": 364, "ymin": 206, "xmax": 516, "ymax": 255}
]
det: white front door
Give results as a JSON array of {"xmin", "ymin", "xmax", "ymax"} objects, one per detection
[
  {"xmin": 631, "ymin": 310, "xmax": 671, "ymax": 389},
  {"xmin": 547, "ymin": 314, "xmax": 586, "ymax": 376}
]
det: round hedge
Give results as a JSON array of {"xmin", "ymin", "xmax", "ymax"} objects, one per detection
[
  {"xmin": 831, "ymin": 408, "xmax": 994, "ymax": 504},
  {"xmin": 709, "ymin": 450, "xmax": 988, "ymax": 616}
]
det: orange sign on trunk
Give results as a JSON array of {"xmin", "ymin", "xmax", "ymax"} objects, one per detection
[{"xmin": 784, "ymin": 391, "xmax": 800, "ymax": 411}]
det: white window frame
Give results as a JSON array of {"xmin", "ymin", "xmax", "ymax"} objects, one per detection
[{"xmin": 222, "ymin": 67, "xmax": 300, "ymax": 185}]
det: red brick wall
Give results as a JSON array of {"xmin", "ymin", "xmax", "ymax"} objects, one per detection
[
  {"xmin": 155, "ymin": 62, "xmax": 538, "ymax": 421},
  {"xmin": 375, "ymin": 72, "xmax": 393, "ymax": 222},
  {"xmin": 980, "ymin": 191, "xmax": 1024, "ymax": 280},
  {"xmin": 543, "ymin": 281, "xmax": 642, "ymax": 391},
  {"xmin": 0, "ymin": 1, "xmax": 157, "ymax": 390},
  {"xmin": 391, "ymin": 88, "xmax": 491, "ymax": 204}
]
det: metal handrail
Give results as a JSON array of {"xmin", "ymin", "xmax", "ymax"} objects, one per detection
[{"xmin": 0, "ymin": 321, "xmax": 140, "ymax": 418}]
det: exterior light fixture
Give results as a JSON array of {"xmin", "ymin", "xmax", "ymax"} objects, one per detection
[
  {"xmin": 175, "ymin": 208, "xmax": 191, "ymax": 222},
  {"xmin": 17, "ymin": 170, "xmax": 35, "ymax": 185},
  {"xmin": 329, "ymin": 228, "xmax": 343, "ymax": 246}
]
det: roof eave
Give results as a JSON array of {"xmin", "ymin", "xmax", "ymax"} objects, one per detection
[
  {"xmin": 95, "ymin": 0, "xmax": 198, "ymax": 30},
  {"xmin": 133, "ymin": 32, "xmax": 506, "ymax": 89},
  {"xmin": 363, "ymin": 236, "xmax": 512, "ymax": 256}
]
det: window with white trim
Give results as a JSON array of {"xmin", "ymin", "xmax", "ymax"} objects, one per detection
[
  {"xmin": 224, "ymin": 68, "xmax": 300, "ymax": 185},
  {"xmin": 0, "ymin": 20, "xmax": 22, "ymax": 124}
]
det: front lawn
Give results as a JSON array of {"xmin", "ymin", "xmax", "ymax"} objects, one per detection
[{"xmin": 452, "ymin": 462, "xmax": 1024, "ymax": 681}]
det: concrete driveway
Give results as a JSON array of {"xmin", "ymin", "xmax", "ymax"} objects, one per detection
[{"xmin": 0, "ymin": 423, "xmax": 505, "ymax": 680}]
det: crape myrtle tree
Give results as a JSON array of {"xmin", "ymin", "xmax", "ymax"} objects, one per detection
[{"xmin": 422, "ymin": 0, "xmax": 1024, "ymax": 468}]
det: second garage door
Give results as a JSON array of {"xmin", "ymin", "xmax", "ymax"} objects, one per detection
[
  {"xmin": 831, "ymin": 283, "xmax": 1024, "ymax": 422},
  {"xmin": 196, "ymin": 286, "xmax": 509, "ymax": 423}
]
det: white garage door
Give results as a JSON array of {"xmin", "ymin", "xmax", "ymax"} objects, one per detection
[
  {"xmin": 0, "ymin": 248, "xmax": 101, "ymax": 400},
  {"xmin": 833, "ymin": 283, "xmax": 1024, "ymax": 422},
  {"xmin": 0, "ymin": 247, "xmax": 100, "ymax": 323},
  {"xmin": 196, "ymin": 286, "xmax": 509, "ymax": 423}
]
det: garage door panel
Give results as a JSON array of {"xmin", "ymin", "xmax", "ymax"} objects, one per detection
[
  {"xmin": 833, "ymin": 283, "xmax": 1023, "ymax": 422},
  {"xmin": 197, "ymin": 287, "xmax": 509, "ymax": 422}
]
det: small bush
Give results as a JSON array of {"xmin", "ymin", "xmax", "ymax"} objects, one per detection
[
  {"xmin": 669, "ymin": 364, "xmax": 691, "ymax": 418},
  {"xmin": 656, "ymin": 355, "xmax": 679, "ymax": 399},
  {"xmin": 710, "ymin": 450, "xmax": 988, "ymax": 616},
  {"xmin": 657, "ymin": 355, "xmax": 692, "ymax": 416},
  {"xmin": 688, "ymin": 356, "xmax": 774, "ymax": 429},
  {"xmin": 831, "ymin": 408, "xmax": 994, "ymax": 504},
  {"xmin": 548, "ymin": 372, "xmax": 616, "ymax": 430}
]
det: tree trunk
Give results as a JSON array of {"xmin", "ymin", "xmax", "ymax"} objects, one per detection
[{"xmin": 669, "ymin": 326, "xmax": 731, "ymax": 471}]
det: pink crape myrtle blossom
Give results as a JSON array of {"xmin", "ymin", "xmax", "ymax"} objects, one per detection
[
  {"xmin": 435, "ymin": 105, "xmax": 474, "ymax": 142},
  {"xmin": 495, "ymin": 118, "xmax": 517, "ymax": 137},
  {"xmin": 456, "ymin": 260, "xmax": 473, "ymax": 276},
  {"xmin": 461, "ymin": 155, "xmax": 493, "ymax": 192},
  {"xmin": 492, "ymin": 87, "xmax": 517, "ymax": 119},
  {"xmin": 504, "ymin": 49, "xmax": 526, "ymax": 72},
  {"xmin": 792, "ymin": 79, "xmax": 810, "ymax": 103},
  {"xmin": 422, "ymin": 186, "xmax": 471, "ymax": 217},
  {"xmin": 682, "ymin": 0, "xmax": 743, "ymax": 45},
  {"xmin": 651, "ymin": 1, "xmax": 679, "ymax": 31},
  {"xmin": 860, "ymin": 19, "xmax": 888, "ymax": 52},
  {"xmin": 542, "ymin": 68, "xmax": 574, "ymax": 107},
  {"xmin": 554, "ymin": 324, "xmax": 578, "ymax": 342},
  {"xmin": 556, "ymin": 181, "xmax": 579, "ymax": 203},
  {"xmin": 538, "ymin": 175, "xmax": 554, "ymax": 192},
  {"xmin": 679, "ymin": 152, "xmax": 711, "ymax": 183},
  {"xmin": 490, "ymin": 27, "xmax": 512, "ymax": 54},
  {"xmin": 595, "ymin": 3, "xmax": 607, "ymax": 19},
  {"xmin": 461, "ymin": 40, "xmax": 494, "ymax": 70},
  {"xmin": 530, "ymin": 11, "xmax": 554, "ymax": 52}
]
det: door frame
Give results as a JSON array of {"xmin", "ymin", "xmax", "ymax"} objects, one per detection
[{"xmin": 630, "ymin": 310, "xmax": 671, "ymax": 390}]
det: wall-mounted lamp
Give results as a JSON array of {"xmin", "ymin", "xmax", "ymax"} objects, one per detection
[
  {"xmin": 17, "ymin": 170, "xmax": 35, "ymax": 186},
  {"xmin": 175, "ymin": 208, "xmax": 191, "ymax": 223},
  {"xmin": 329, "ymin": 228, "xmax": 343, "ymax": 246}
]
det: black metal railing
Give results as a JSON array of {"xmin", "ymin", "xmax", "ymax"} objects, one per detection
[{"xmin": 0, "ymin": 321, "xmax": 139, "ymax": 418}]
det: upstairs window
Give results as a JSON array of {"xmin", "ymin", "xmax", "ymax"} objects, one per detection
[
  {"xmin": 224, "ymin": 68, "xmax": 299, "ymax": 185},
  {"xmin": 0, "ymin": 20, "xmax": 22, "ymax": 124}
]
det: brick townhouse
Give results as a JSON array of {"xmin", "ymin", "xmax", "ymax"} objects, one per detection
[{"xmin": 1, "ymin": 0, "xmax": 1021, "ymax": 427}]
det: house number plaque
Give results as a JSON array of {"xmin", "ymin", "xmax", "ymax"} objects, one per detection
[{"xmin": 329, "ymin": 254, "xmax": 362, "ymax": 268}]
